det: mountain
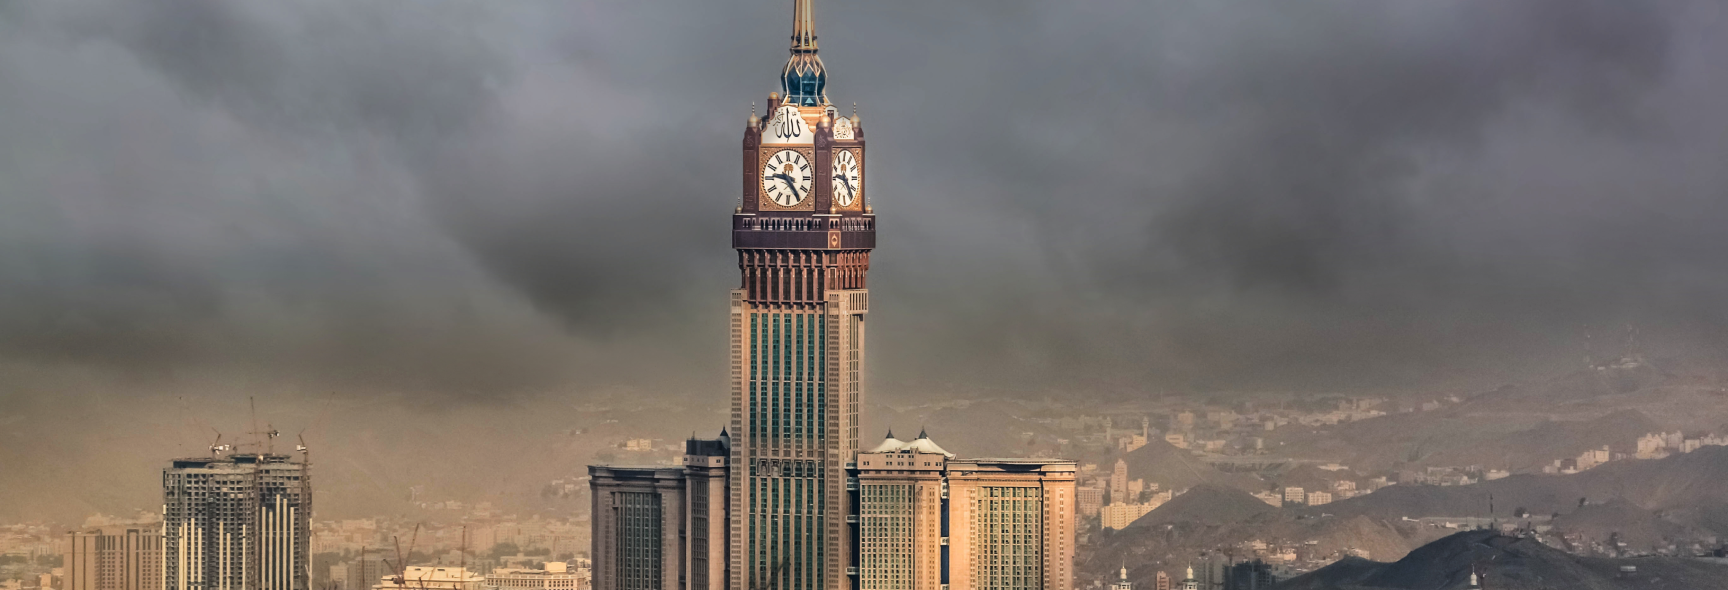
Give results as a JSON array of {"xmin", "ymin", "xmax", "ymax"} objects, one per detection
[
  {"xmin": 1131, "ymin": 483, "xmax": 1274, "ymax": 527},
  {"xmin": 1119, "ymin": 438, "xmax": 1266, "ymax": 493},
  {"xmin": 1273, "ymin": 530, "xmax": 1728, "ymax": 589},
  {"xmin": 1548, "ymin": 498, "xmax": 1703, "ymax": 552},
  {"xmin": 1273, "ymin": 367, "xmax": 1728, "ymax": 474},
  {"xmin": 1415, "ymin": 410, "xmax": 1663, "ymax": 472},
  {"xmin": 1314, "ymin": 445, "xmax": 1728, "ymax": 523}
]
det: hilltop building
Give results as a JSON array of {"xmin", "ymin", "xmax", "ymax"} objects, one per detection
[
  {"xmin": 1109, "ymin": 566, "xmax": 1133, "ymax": 590},
  {"xmin": 1110, "ymin": 460, "xmax": 1129, "ymax": 501},
  {"xmin": 585, "ymin": 3, "xmax": 1075, "ymax": 589}
]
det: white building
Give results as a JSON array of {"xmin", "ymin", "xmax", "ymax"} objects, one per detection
[
  {"xmin": 484, "ymin": 562, "xmax": 588, "ymax": 590},
  {"xmin": 374, "ymin": 567, "xmax": 482, "ymax": 590}
]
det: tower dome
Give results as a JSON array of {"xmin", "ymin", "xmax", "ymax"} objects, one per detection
[{"xmin": 781, "ymin": 0, "xmax": 827, "ymax": 106}]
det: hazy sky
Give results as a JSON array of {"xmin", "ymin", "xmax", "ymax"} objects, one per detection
[{"xmin": 2, "ymin": 0, "xmax": 1726, "ymax": 404}]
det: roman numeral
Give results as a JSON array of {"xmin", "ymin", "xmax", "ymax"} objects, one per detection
[{"xmin": 799, "ymin": 163, "xmax": 809, "ymax": 171}]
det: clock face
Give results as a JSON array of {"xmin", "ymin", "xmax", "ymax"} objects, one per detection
[
  {"xmin": 831, "ymin": 150, "xmax": 861, "ymax": 207},
  {"xmin": 761, "ymin": 149, "xmax": 812, "ymax": 207}
]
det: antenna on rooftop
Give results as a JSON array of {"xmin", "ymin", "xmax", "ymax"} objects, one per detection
[{"xmin": 251, "ymin": 396, "xmax": 262, "ymax": 452}]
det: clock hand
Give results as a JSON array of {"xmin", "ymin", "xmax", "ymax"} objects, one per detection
[{"xmin": 774, "ymin": 173, "xmax": 802, "ymax": 200}]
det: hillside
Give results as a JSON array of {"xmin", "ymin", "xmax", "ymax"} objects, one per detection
[
  {"xmin": 1274, "ymin": 530, "xmax": 1728, "ymax": 589},
  {"xmin": 1314, "ymin": 445, "xmax": 1728, "ymax": 522},
  {"xmin": 1273, "ymin": 367, "xmax": 1728, "ymax": 473},
  {"xmin": 1415, "ymin": 410, "xmax": 1663, "ymax": 472},
  {"xmin": 1130, "ymin": 483, "xmax": 1274, "ymax": 527}
]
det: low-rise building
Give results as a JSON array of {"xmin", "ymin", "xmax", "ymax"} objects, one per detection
[
  {"xmin": 484, "ymin": 562, "xmax": 587, "ymax": 590},
  {"xmin": 374, "ymin": 567, "xmax": 483, "ymax": 590}
]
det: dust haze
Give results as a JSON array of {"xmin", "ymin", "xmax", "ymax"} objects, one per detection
[{"xmin": 2, "ymin": 0, "xmax": 1727, "ymax": 522}]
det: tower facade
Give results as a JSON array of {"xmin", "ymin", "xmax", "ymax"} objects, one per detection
[
  {"xmin": 589, "ymin": 466, "xmax": 688, "ymax": 590},
  {"xmin": 729, "ymin": 1, "xmax": 871, "ymax": 590}
]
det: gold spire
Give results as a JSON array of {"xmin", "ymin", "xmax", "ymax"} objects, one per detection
[{"xmin": 791, "ymin": 0, "xmax": 817, "ymax": 52}]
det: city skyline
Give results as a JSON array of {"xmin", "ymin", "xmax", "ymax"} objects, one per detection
[{"xmin": 6, "ymin": 1, "xmax": 1728, "ymax": 589}]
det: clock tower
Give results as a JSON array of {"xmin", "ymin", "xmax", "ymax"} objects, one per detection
[{"xmin": 729, "ymin": 1, "xmax": 871, "ymax": 590}]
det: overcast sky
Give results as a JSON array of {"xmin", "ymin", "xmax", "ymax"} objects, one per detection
[{"xmin": 2, "ymin": 0, "xmax": 1726, "ymax": 405}]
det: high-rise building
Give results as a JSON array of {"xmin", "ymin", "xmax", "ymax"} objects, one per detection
[
  {"xmin": 683, "ymin": 436, "xmax": 730, "ymax": 590},
  {"xmin": 589, "ymin": 435, "xmax": 731, "ymax": 590},
  {"xmin": 1109, "ymin": 460, "xmax": 1129, "ymax": 502},
  {"xmin": 728, "ymin": 1, "xmax": 873, "ymax": 589},
  {"xmin": 65, "ymin": 525, "xmax": 163, "ymax": 590},
  {"xmin": 162, "ymin": 453, "xmax": 310, "ymax": 590},
  {"xmin": 588, "ymin": 466, "xmax": 687, "ymax": 590},
  {"xmin": 851, "ymin": 433, "xmax": 1075, "ymax": 590},
  {"xmin": 1154, "ymin": 572, "xmax": 1170, "ymax": 590},
  {"xmin": 588, "ymin": 3, "xmax": 1074, "ymax": 590},
  {"xmin": 854, "ymin": 431, "xmax": 948, "ymax": 590},
  {"xmin": 946, "ymin": 459, "xmax": 1076, "ymax": 590}
]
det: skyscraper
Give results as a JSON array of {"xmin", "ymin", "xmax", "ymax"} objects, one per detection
[
  {"xmin": 589, "ymin": 3, "xmax": 1075, "ymax": 589},
  {"xmin": 589, "ymin": 435, "xmax": 731, "ymax": 590},
  {"xmin": 730, "ymin": 1, "xmax": 871, "ymax": 589},
  {"xmin": 162, "ymin": 453, "xmax": 310, "ymax": 590},
  {"xmin": 855, "ymin": 432, "xmax": 949, "ymax": 590}
]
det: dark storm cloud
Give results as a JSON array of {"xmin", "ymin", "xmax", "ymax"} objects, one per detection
[{"xmin": 1, "ymin": 0, "xmax": 1725, "ymax": 398}]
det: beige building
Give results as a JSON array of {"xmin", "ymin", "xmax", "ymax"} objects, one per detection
[
  {"xmin": 1108, "ymin": 460, "xmax": 1128, "ymax": 502},
  {"xmin": 1100, "ymin": 502, "xmax": 1153, "ymax": 531},
  {"xmin": 65, "ymin": 525, "xmax": 162, "ymax": 590},
  {"xmin": 851, "ymin": 434, "xmax": 1077, "ymax": 590},
  {"xmin": 855, "ymin": 432, "xmax": 949, "ymax": 590},
  {"xmin": 947, "ymin": 459, "xmax": 1076, "ymax": 590}
]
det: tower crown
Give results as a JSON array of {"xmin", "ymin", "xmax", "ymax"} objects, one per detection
[{"xmin": 781, "ymin": 0, "xmax": 827, "ymax": 106}]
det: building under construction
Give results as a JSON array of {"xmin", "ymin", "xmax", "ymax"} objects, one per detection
[{"xmin": 162, "ymin": 453, "xmax": 311, "ymax": 590}]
